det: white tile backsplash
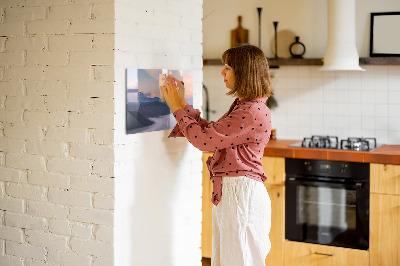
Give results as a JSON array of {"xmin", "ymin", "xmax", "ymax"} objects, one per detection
[
  {"xmin": 362, "ymin": 116, "xmax": 375, "ymax": 130},
  {"xmin": 375, "ymin": 130, "xmax": 389, "ymax": 144},
  {"xmin": 298, "ymin": 67, "xmax": 312, "ymax": 78},
  {"xmin": 374, "ymin": 65, "xmax": 388, "ymax": 77},
  {"xmin": 348, "ymin": 90, "xmax": 362, "ymax": 104},
  {"xmin": 374, "ymin": 78, "xmax": 388, "ymax": 91},
  {"xmin": 389, "ymin": 131, "xmax": 400, "ymax": 144},
  {"xmin": 336, "ymin": 103, "xmax": 349, "ymax": 116},
  {"xmin": 375, "ymin": 104, "xmax": 389, "ymax": 117},
  {"xmin": 361, "ymin": 104, "xmax": 374, "ymax": 117},
  {"xmin": 389, "ymin": 117, "xmax": 400, "ymax": 131},
  {"xmin": 298, "ymin": 77, "xmax": 311, "ymax": 89},
  {"xmin": 323, "ymin": 103, "xmax": 336, "ymax": 116},
  {"xmin": 388, "ymin": 76, "xmax": 400, "ymax": 91},
  {"xmin": 348, "ymin": 103, "xmax": 362, "ymax": 116},
  {"xmin": 311, "ymin": 77, "xmax": 324, "ymax": 90},
  {"xmin": 362, "ymin": 89, "xmax": 375, "ymax": 103},
  {"xmin": 388, "ymin": 91, "xmax": 400, "ymax": 104},
  {"xmin": 336, "ymin": 115, "xmax": 349, "ymax": 129},
  {"xmin": 361, "ymin": 77, "xmax": 375, "ymax": 91},
  {"xmin": 375, "ymin": 91, "xmax": 388, "ymax": 105},
  {"xmin": 388, "ymin": 65, "xmax": 400, "ymax": 76},
  {"xmin": 203, "ymin": 64, "xmax": 400, "ymax": 145},
  {"xmin": 285, "ymin": 66, "xmax": 298, "ymax": 77},
  {"xmin": 389, "ymin": 104, "xmax": 400, "ymax": 117},
  {"xmin": 287, "ymin": 77, "xmax": 299, "ymax": 89},
  {"xmin": 349, "ymin": 128, "xmax": 363, "ymax": 137},
  {"xmin": 375, "ymin": 117, "xmax": 389, "ymax": 129}
]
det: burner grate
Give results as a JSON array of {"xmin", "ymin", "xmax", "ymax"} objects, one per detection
[
  {"xmin": 340, "ymin": 137, "xmax": 377, "ymax": 151},
  {"xmin": 296, "ymin": 136, "xmax": 378, "ymax": 151},
  {"xmin": 301, "ymin": 135, "xmax": 339, "ymax": 149}
]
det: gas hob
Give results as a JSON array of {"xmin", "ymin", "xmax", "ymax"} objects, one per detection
[{"xmin": 289, "ymin": 135, "xmax": 382, "ymax": 151}]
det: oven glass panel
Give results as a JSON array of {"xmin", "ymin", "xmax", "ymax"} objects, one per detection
[{"xmin": 297, "ymin": 186, "xmax": 357, "ymax": 230}]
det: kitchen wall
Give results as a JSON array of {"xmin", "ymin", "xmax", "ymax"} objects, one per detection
[
  {"xmin": 271, "ymin": 65, "xmax": 400, "ymax": 144},
  {"xmin": 0, "ymin": 0, "xmax": 115, "ymax": 265},
  {"xmin": 113, "ymin": 0, "xmax": 204, "ymax": 266},
  {"xmin": 203, "ymin": 0, "xmax": 400, "ymax": 144},
  {"xmin": 203, "ymin": 0, "xmax": 400, "ymax": 58}
]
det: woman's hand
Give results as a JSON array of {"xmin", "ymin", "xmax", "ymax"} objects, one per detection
[
  {"xmin": 160, "ymin": 75, "xmax": 186, "ymax": 113},
  {"xmin": 166, "ymin": 74, "xmax": 187, "ymax": 108}
]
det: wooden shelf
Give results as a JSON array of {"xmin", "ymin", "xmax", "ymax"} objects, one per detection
[
  {"xmin": 202, "ymin": 59, "xmax": 223, "ymax": 66},
  {"xmin": 268, "ymin": 58, "xmax": 323, "ymax": 67},
  {"xmin": 203, "ymin": 57, "xmax": 400, "ymax": 67},
  {"xmin": 203, "ymin": 58, "xmax": 323, "ymax": 67},
  {"xmin": 359, "ymin": 57, "xmax": 400, "ymax": 65}
]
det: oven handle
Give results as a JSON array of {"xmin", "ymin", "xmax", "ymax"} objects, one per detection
[{"xmin": 286, "ymin": 177, "xmax": 364, "ymax": 189}]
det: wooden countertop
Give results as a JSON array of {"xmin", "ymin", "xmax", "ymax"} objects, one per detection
[{"xmin": 263, "ymin": 139, "xmax": 400, "ymax": 165}]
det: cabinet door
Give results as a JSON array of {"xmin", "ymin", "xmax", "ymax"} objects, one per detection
[
  {"xmin": 261, "ymin": 156, "xmax": 285, "ymax": 185},
  {"xmin": 202, "ymin": 152, "xmax": 213, "ymax": 258},
  {"xmin": 284, "ymin": 241, "xmax": 369, "ymax": 266},
  {"xmin": 370, "ymin": 193, "xmax": 400, "ymax": 266},
  {"xmin": 370, "ymin": 163, "xmax": 400, "ymax": 195},
  {"xmin": 264, "ymin": 184, "xmax": 284, "ymax": 266}
]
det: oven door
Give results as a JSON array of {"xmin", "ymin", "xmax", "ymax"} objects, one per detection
[{"xmin": 285, "ymin": 177, "xmax": 369, "ymax": 250}]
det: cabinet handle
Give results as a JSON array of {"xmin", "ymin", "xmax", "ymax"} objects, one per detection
[{"xmin": 314, "ymin": 252, "xmax": 335, "ymax": 257}]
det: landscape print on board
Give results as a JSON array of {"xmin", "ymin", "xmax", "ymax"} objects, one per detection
[{"xmin": 126, "ymin": 68, "xmax": 193, "ymax": 134}]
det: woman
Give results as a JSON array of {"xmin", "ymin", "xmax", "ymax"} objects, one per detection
[{"xmin": 161, "ymin": 44, "xmax": 273, "ymax": 266}]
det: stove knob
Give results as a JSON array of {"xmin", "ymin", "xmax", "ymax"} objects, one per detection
[
  {"xmin": 340, "ymin": 164, "xmax": 347, "ymax": 174},
  {"xmin": 305, "ymin": 162, "xmax": 312, "ymax": 171}
]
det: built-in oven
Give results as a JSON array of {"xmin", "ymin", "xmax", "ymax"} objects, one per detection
[{"xmin": 285, "ymin": 158, "xmax": 369, "ymax": 250}]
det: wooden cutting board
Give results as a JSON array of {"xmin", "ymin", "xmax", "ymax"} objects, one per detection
[{"xmin": 231, "ymin": 16, "xmax": 249, "ymax": 48}]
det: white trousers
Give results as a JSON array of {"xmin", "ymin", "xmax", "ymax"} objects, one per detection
[{"xmin": 212, "ymin": 176, "xmax": 271, "ymax": 266}]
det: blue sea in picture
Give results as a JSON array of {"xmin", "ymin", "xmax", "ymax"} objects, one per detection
[{"xmin": 126, "ymin": 68, "xmax": 193, "ymax": 135}]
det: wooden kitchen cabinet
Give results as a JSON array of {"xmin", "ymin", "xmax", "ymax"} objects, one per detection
[
  {"xmin": 284, "ymin": 241, "xmax": 369, "ymax": 266},
  {"xmin": 370, "ymin": 193, "xmax": 400, "ymax": 266},
  {"xmin": 262, "ymin": 156, "xmax": 285, "ymax": 266},
  {"xmin": 202, "ymin": 152, "xmax": 213, "ymax": 258},
  {"xmin": 264, "ymin": 184, "xmax": 285, "ymax": 266},
  {"xmin": 370, "ymin": 163, "xmax": 400, "ymax": 195},
  {"xmin": 370, "ymin": 163, "xmax": 400, "ymax": 266},
  {"xmin": 261, "ymin": 156, "xmax": 285, "ymax": 185},
  {"xmin": 201, "ymin": 154, "xmax": 286, "ymax": 266}
]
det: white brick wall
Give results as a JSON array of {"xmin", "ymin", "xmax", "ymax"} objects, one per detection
[
  {"xmin": 0, "ymin": 0, "xmax": 115, "ymax": 265},
  {"xmin": 113, "ymin": 0, "xmax": 203, "ymax": 265},
  {"xmin": 5, "ymin": 213, "xmax": 48, "ymax": 231},
  {"xmin": 1, "ymin": 0, "xmax": 204, "ymax": 265},
  {"xmin": 47, "ymin": 250, "xmax": 92, "ymax": 266},
  {"xmin": 0, "ymin": 225, "xmax": 24, "ymax": 243},
  {"xmin": 25, "ymin": 230, "xmax": 69, "ymax": 251},
  {"xmin": 5, "ymin": 241, "xmax": 47, "ymax": 261}
]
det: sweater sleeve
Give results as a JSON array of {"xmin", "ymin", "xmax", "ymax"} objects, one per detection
[
  {"xmin": 172, "ymin": 106, "xmax": 256, "ymax": 152},
  {"xmin": 168, "ymin": 104, "xmax": 211, "ymax": 138}
]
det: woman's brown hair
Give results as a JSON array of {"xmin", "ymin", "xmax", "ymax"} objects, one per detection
[{"xmin": 221, "ymin": 44, "xmax": 273, "ymax": 99}]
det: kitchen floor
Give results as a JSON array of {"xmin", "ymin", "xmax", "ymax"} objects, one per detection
[{"xmin": 202, "ymin": 257, "xmax": 211, "ymax": 266}]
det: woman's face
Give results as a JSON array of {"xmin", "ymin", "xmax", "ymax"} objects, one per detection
[{"xmin": 220, "ymin": 64, "xmax": 235, "ymax": 89}]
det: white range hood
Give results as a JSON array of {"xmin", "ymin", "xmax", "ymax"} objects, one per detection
[{"xmin": 320, "ymin": 0, "xmax": 365, "ymax": 71}]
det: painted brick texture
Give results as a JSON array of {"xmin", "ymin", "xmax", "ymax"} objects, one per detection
[
  {"xmin": 1, "ymin": 0, "xmax": 204, "ymax": 265},
  {"xmin": 0, "ymin": 0, "xmax": 115, "ymax": 265},
  {"xmin": 113, "ymin": 0, "xmax": 203, "ymax": 265}
]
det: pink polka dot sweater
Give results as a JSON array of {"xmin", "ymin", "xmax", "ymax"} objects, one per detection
[{"xmin": 168, "ymin": 97, "xmax": 272, "ymax": 206}]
